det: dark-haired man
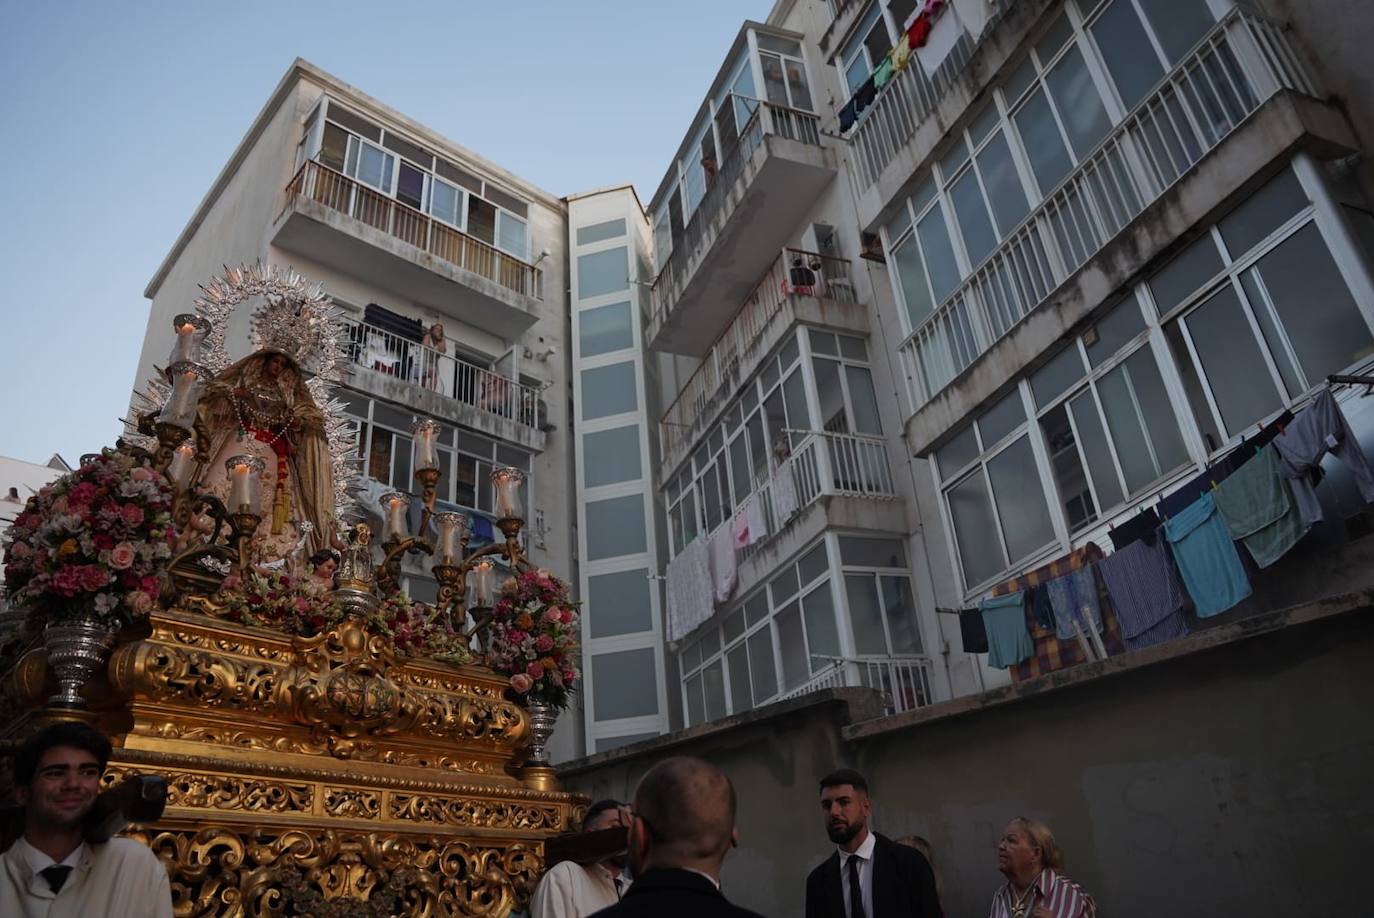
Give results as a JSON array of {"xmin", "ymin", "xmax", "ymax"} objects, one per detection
[
  {"xmin": 590, "ymin": 756, "xmax": 763, "ymax": 918},
  {"xmin": 532, "ymin": 799, "xmax": 631, "ymax": 918},
  {"xmin": 0, "ymin": 722, "xmax": 171, "ymax": 917},
  {"xmin": 805, "ymin": 768, "xmax": 940, "ymax": 918}
]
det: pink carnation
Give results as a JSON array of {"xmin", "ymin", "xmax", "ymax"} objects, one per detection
[
  {"xmin": 509, "ymin": 673, "xmax": 533, "ymax": 693},
  {"xmin": 121, "ymin": 504, "xmax": 144, "ymax": 527},
  {"xmin": 563, "ymin": 670, "xmax": 577, "ymax": 685},
  {"xmin": 79, "ymin": 565, "xmax": 110, "ymax": 591},
  {"xmin": 535, "ymin": 633, "xmax": 554, "ymax": 653},
  {"xmin": 108, "ymin": 542, "xmax": 136, "ymax": 570},
  {"xmin": 526, "ymin": 661, "xmax": 544, "ymax": 679},
  {"xmin": 542, "ymin": 608, "xmax": 564, "ymax": 624}
]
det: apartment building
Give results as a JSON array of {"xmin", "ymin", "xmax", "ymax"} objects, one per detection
[{"xmin": 647, "ymin": 0, "xmax": 1374, "ymax": 730}]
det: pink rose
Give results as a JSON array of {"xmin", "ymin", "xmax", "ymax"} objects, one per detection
[
  {"xmin": 79, "ymin": 565, "xmax": 109, "ymax": 591},
  {"xmin": 563, "ymin": 670, "xmax": 577, "ymax": 685},
  {"xmin": 127, "ymin": 590, "xmax": 153, "ymax": 615},
  {"xmin": 535, "ymin": 633, "xmax": 554, "ymax": 653},
  {"xmin": 8, "ymin": 541, "xmax": 29, "ymax": 559},
  {"xmin": 108, "ymin": 542, "xmax": 136, "ymax": 570},
  {"xmin": 131, "ymin": 467, "xmax": 155, "ymax": 482},
  {"xmin": 509, "ymin": 673, "xmax": 533, "ymax": 693},
  {"xmin": 121, "ymin": 504, "xmax": 144, "ymax": 527},
  {"xmin": 526, "ymin": 661, "xmax": 544, "ymax": 679},
  {"xmin": 542, "ymin": 608, "xmax": 563, "ymax": 624}
]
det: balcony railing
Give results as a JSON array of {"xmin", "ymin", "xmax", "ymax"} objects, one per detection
[
  {"xmin": 285, "ymin": 159, "xmax": 543, "ymax": 301},
  {"xmin": 897, "ymin": 8, "xmax": 1319, "ymax": 414},
  {"xmin": 782, "ymin": 654, "xmax": 934, "ymax": 716},
  {"xmin": 340, "ymin": 317, "xmax": 541, "ymax": 431},
  {"xmin": 659, "ymin": 248, "xmax": 858, "ymax": 463},
  {"xmin": 651, "ymin": 95, "xmax": 824, "ymax": 334}
]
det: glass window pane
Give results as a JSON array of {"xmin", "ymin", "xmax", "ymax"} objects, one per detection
[
  {"xmin": 782, "ymin": 369, "xmax": 811, "ymax": 440},
  {"xmin": 978, "ymin": 389, "xmax": 1026, "ymax": 448},
  {"xmin": 724, "ymin": 610, "xmax": 745, "ymax": 644},
  {"xmin": 497, "ymin": 212, "xmax": 527, "ymax": 259},
  {"xmin": 1148, "ymin": 234, "xmax": 1223, "ymax": 314},
  {"xmin": 1005, "ymin": 55, "xmax": 1038, "ymax": 102},
  {"xmin": 588, "ymin": 568, "xmax": 653, "ymax": 638},
  {"xmin": 1046, "ymin": 46, "xmax": 1112, "ymax": 158},
  {"xmin": 701, "ymin": 464, "xmax": 723, "ymax": 532},
  {"xmin": 1183, "ymin": 285, "xmax": 1284, "ymax": 434},
  {"xmin": 703, "ymin": 660, "xmax": 727, "ymax": 721},
  {"xmin": 775, "ymin": 603, "xmax": 808, "ymax": 690},
  {"xmin": 1085, "ymin": 299, "xmax": 1147, "ymax": 366},
  {"xmin": 1014, "ymin": 89, "xmax": 1074, "ymax": 193},
  {"xmin": 799, "ymin": 542, "xmax": 830, "ymax": 585},
  {"xmin": 1098, "ymin": 363, "xmax": 1158, "ymax": 493},
  {"xmin": 1035, "ymin": 12, "xmax": 1074, "ymax": 61},
  {"xmin": 1165, "ymin": 321, "xmax": 1223, "ymax": 452},
  {"xmin": 880, "ymin": 576, "xmax": 922, "ymax": 655},
  {"xmin": 845, "ymin": 575, "xmax": 889, "ymax": 655},
  {"xmin": 839, "ymin": 336, "xmax": 868, "ymax": 361},
  {"xmin": 744, "ymin": 592, "xmax": 769, "ymax": 627},
  {"xmin": 320, "ymin": 122, "xmax": 348, "ymax": 171},
  {"xmin": 785, "ymin": 56, "xmax": 814, "ymax": 111},
  {"xmin": 596, "ymin": 732, "xmax": 658, "ymax": 753},
  {"xmin": 467, "ymin": 196, "xmax": 496, "ymax": 244},
  {"xmin": 892, "ymin": 233, "xmax": 936, "ymax": 326},
  {"xmin": 583, "ymin": 426, "xmax": 641, "ymax": 487},
  {"xmin": 802, "ymin": 586, "xmax": 841, "ymax": 671},
  {"xmin": 815, "ymin": 359, "xmax": 847, "ymax": 433},
  {"xmin": 761, "ymin": 52, "xmax": 788, "ymax": 107},
  {"xmin": 1241, "ymin": 270, "xmax": 1304, "ymax": 400},
  {"xmin": 1125, "ymin": 347, "xmax": 1191, "ymax": 477},
  {"xmin": 585, "ymin": 494, "xmax": 647, "ymax": 560},
  {"xmin": 986, "ymin": 436, "xmax": 1056, "ymax": 564},
  {"xmin": 727, "ymin": 645, "xmax": 751, "ymax": 713},
  {"xmin": 593, "ymin": 648, "xmax": 659, "ymax": 720},
  {"xmin": 770, "ymin": 565, "xmax": 799, "ymax": 605},
  {"xmin": 810, "ymin": 329, "xmax": 839, "ymax": 356},
  {"xmin": 917, "ymin": 203, "xmax": 963, "ymax": 303},
  {"xmin": 428, "ymin": 177, "xmax": 461, "ymax": 225},
  {"xmin": 1137, "ymin": 0, "xmax": 1216, "ymax": 65},
  {"xmin": 580, "ymin": 301, "xmax": 634, "ymax": 357},
  {"xmin": 936, "ymin": 424, "xmax": 979, "ymax": 479},
  {"xmin": 1031, "ymin": 344, "xmax": 1086, "ymax": 407},
  {"xmin": 577, "ymin": 218, "xmax": 627, "ymax": 246},
  {"xmin": 838, "ymin": 537, "xmax": 907, "ymax": 568},
  {"xmin": 1092, "ymin": 0, "xmax": 1165, "ymax": 109},
  {"xmin": 1245, "ymin": 222, "xmax": 1374, "ymax": 385},
  {"xmin": 1041, "ymin": 403, "xmax": 1098, "ymax": 529},
  {"xmin": 940, "ymin": 138, "xmax": 971, "ymax": 181},
  {"xmin": 729, "ymin": 434, "xmax": 753, "ymax": 503},
  {"xmin": 578, "ymin": 247, "xmax": 630, "ymax": 299},
  {"xmin": 685, "ymin": 673, "xmax": 705, "ymax": 725},
  {"xmin": 951, "ymin": 169, "xmax": 998, "ymax": 266},
  {"xmin": 747, "ymin": 629, "xmax": 779, "ymax": 703},
  {"xmin": 845, "ymin": 366, "xmax": 883, "ymax": 435},
  {"xmin": 581, "ymin": 362, "xmax": 638, "ymax": 420},
  {"xmin": 977, "ymin": 131, "xmax": 1031, "ymax": 236},
  {"xmin": 1219, "ymin": 169, "xmax": 1309, "ymax": 257},
  {"xmin": 1069, "ymin": 390, "xmax": 1125, "ymax": 511},
  {"xmin": 947, "ymin": 470, "xmax": 1005, "ymax": 586}
]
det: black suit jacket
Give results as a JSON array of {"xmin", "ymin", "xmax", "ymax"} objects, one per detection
[
  {"xmin": 588, "ymin": 867, "xmax": 767, "ymax": 918},
  {"xmin": 805, "ymin": 833, "xmax": 941, "ymax": 918}
]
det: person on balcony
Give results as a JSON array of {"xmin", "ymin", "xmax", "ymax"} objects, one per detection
[
  {"xmin": 0, "ymin": 723, "xmax": 172, "ymax": 918},
  {"xmin": 419, "ymin": 322, "xmax": 448, "ymax": 392},
  {"xmin": 988, "ymin": 818, "xmax": 1096, "ymax": 918}
]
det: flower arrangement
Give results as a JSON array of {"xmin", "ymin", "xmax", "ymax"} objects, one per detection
[
  {"xmin": 2, "ymin": 451, "xmax": 174, "ymax": 629},
  {"xmin": 487, "ymin": 568, "xmax": 581, "ymax": 709}
]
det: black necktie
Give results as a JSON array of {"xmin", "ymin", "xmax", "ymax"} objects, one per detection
[
  {"xmin": 847, "ymin": 855, "xmax": 866, "ymax": 918},
  {"xmin": 40, "ymin": 865, "xmax": 73, "ymax": 893}
]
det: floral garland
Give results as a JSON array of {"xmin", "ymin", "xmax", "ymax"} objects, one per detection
[
  {"xmin": 216, "ymin": 570, "xmax": 469, "ymax": 664},
  {"xmin": 487, "ymin": 568, "xmax": 581, "ymax": 710},
  {"xmin": 2, "ymin": 451, "xmax": 174, "ymax": 630}
]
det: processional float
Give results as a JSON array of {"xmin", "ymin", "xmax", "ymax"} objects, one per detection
[{"xmin": 0, "ymin": 264, "xmax": 583, "ymax": 916}]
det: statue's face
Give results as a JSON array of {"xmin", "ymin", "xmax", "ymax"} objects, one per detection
[{"xmin": 264, "ymin": 354, "xmax": 288, "ymax": 379}]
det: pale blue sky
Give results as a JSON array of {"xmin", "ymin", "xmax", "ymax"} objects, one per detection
[{"xmin": 0, "ymin": 0, "xmax": 773, "ymax": 466}]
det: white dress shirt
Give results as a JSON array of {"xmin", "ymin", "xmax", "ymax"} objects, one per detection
[
  {"xmin": 0, "ymin": 835, "xmax": 172, "ymax": 918},
  {"xmin": 530, "ymin": 860, "xmax": 621, "ymax": 918},
  {"xmin": 837, "ymin": 830, "xmax": 876, "ymax": 918}
]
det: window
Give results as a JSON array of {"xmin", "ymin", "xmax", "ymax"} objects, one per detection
[
  {"xmin": 840, "ymin": 3, "xmax": 889, "ymax": 95},
  {"xmin": 346, "ymin": 137, "xmax": 395, "ymax": 192},
  {"xmin": 580, "ymin": 301, "xmax": 634, "ymax": 357},
  {"xmin": 587, "ymin": 569, "xmax": 653, "ymax": 638},
  {"xmin": 583, "ymin": 426, "xmax": 642, "ymax": 488},
  {"xmin": 578, "ymin": 218, "xmax": 627, "ymax": 246},
  {"xmin": 760, "ymin": 49, "xmax": 813, "ymax": 112},
  {"xmin": 592, "ymin": 648, "xmax": 658, "ymax": 720},
  {"xmin": 497, "ymin": 211, "xmax": 527, "ymax": 259},
  {"xmin": 585, "ymin": 494, "xmax": 647, "ymax": 560},
  {"xmin": 811, "ymin": 332, "xmax": 882, "ymax": 435},
  {"xmin": 428, "ymin": 177, "xmax": 464, "ymax": 227},
  {"xmin": 578, "ymin": 247, "xmax": 629, "ymax": 299},
  {"xmin": 581, "ymin": 362, "xmax": 638, "ymax": 420}
]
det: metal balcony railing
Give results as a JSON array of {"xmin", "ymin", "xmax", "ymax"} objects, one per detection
[
  {"xmin": 782, "ymin": 653, "xmax": 935, "ymax": 715},
  {"xmin": 650, "ymin": 95, "xmax": 824, "ymax": 338},
  {"xmin": 658, "ymin": 248, "xmax": 859, "ymax": 464},
  {"xmin": 896, "ymin": 8, "xmax": 1319, "ymax": 414},
  {"xmin": 285, "ymin": 159, "xmax": 543, "ymax": 301},
  {"xmin": 340, "ymin": 317, "xmax": 541, "ymax": 431}
]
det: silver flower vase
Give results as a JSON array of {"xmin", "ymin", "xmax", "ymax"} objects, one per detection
[
  {"xmin": 523, "ymin": 698, "xmax": 560, "ymax": 767},
  {"xmin": 44, "ymin": 617, "xmax": 118, "ymax": 708}
]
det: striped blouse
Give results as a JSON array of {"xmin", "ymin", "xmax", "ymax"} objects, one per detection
[{"xmin": 988, "ymin": 870, "xmax": 1096, "ymax": 918}]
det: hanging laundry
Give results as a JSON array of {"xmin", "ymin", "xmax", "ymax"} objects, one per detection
[
  {"xmin": 708, "ymin": 525, "xmax": 738, "ymax": 605},
  {"xmin": 980, "ymin": 591, "xmax": 1033, "ymax": 669},
  {"xmin": 892, "ymin": 34, "xmax": 913, "ymax": 71},
  {"xmin": 854, "ymin": 75, "xmax": 878, "ymax": 114},
  {"xmin": 469, "ymin": 513, "xmax": 496, "ymax": 544},
  {"xmin": 1095, "ymin": 534, "xmax": 1190, "ymax": 651},
  {"xmin": 1272, "ymin": 389, "xmax": 1374, "ymax": 526},
  {"xmin": 1044, "ymin": 567, "xmax": 1103, "ymax": 642},
  {"xmin": 731, "ymin": 494, "xmax": 767, "ymax": 548},
  {"xmin": 1025, "ymin": 583, "xmax": 1055, "ymax": 632},
  {"xmin": 958, "ymin": 607, "xmax": 988, "ymax": 654},
  {"xmin": 771, "ymin": 463, "xmax": 801, "ymax": 524},
  {"xmin": 907, "ymin": 13, "xmax": 933, "ymax": 49},
  {"xmin": 1163, "ymin": 492, "xmax": 1251, "ymax": 618},
  {"xmin": 1108, "ymin": 506, "xmax": 1160, "ymax": 551},
  {"xmin": 1213, "ymin": 444, "xmax": 1307, "ymax": 567},
  {"xmin": 917, "ymin": 3, "xmax": 961, "ymax": 76},
  {"xmin": 666, "ymin": 536, "xmax": 714, "ymax": 642},
  {"xmin": 838, "ymin": 98, "xmax": 858, "ymax": 132},
  {"xmin": 873, "ymin": 54, "xmax": 895, "ymax": 89}
]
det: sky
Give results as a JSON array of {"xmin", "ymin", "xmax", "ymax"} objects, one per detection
[{"xmin": 0, "ymin": 0, "xmax": 773, "ymax": 467}]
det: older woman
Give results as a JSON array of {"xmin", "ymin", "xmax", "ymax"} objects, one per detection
[{"xmin": 989, "ymin": 818, "xmax": 1095, "ymax": 918}]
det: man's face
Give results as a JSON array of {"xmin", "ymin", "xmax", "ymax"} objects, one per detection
[
  {"xmin": 586, "ymin": 807, "xmax": 629, "ymax": 871},
  {"xmin": 819, "ymin": 784, "xmax": 870, "ymax": 845},
  {"xmin": 996, "ymin": 823, "xmax": 1041, "ymax": 879},
  {"xmin": 16, "ymin": 745, "xmax": 102, "ymax": 832}
]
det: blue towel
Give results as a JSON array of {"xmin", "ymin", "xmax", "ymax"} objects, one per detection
[
  {"xmin": 470, "ymin": 513, "xmax": 496, "ymax": 543},
  {"xmin": 980, "ymin": 591, "xmax": 1033, "ymax": 669},
  {"xmin": 1213, "ymin": 444, "xmax": 1306, "ymax": 567},
  {"xmin": 1163, "ymin": 492, "xmax": 1251, "ymax": 618}
]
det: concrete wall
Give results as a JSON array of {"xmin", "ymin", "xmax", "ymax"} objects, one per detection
[{"xmin": 560, "ymin": 592, "xmax": 1374, "ymax": 917}]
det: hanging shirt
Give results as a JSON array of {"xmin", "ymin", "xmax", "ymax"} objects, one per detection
[
  {"xmin": 1095, "ymin": 534, "xmax": 1189, "ymax": 651},
  {"xmin": 853, "ymin": 76, "xmax": 878, "ymax": 114},
  {"xmin": 1108, "ymin": 506, "xmax": 1160, "ymax": 551},
  {"xmin": 1213, "ymin": 444, "xmax": 1307, "ymax": 567},
  {"xmin": 708, "ymin": 524, "xmax": 738, "ymax": 605},
  {"xmin": 1044, "ymin": 567, "xmax": 1103, "ymax": 641},
  {"xmin": 733, "ymin": 495, "xmax": 768, "ymax": 549},
  {"xmin": 1163, "ymin": 492, "xmax": 1251, "ymax": 618},
  {"xmin": 838, "ymin": 98, "xmax": 858, "ymax": 132},
  {"xmin": 771, "ymin": 463, "xmax": 801, "ymax": 524},
  {"xmin": 980, "ymin": 590, "xmax": 1032, "ymax": 668},
  {"xmin": 873, "ymin": 55, "xmax": 895, "ymax": 89},
  {"xmin": 892, "ymin": 34, "xmax": 913, "ymax": 71},
  {"xmin": 959, "ymin": 607, "xmax": 989, "ymax": 654},
  {"xmin": 1272, "ymin": 389, "xmax": 1374, "ymax": 526},
  {"xmin": 908, "ymin": 13, "xmax": 933, "ymax": 49}
]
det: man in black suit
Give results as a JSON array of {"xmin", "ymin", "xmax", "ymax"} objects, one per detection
[
  {"xmin": 804, "ymin": 769, "xmax": 941, "ymax": 918},
  {"xmin": 588, "ymin": 756, "xmax": 765, "ymax": 918}
]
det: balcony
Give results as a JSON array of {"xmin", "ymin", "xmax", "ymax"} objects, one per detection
[
  {"xmin": 647, "ymin": 97, "xmax": 837, "ymax": 356},
  {"xmin": 896, "ymin": 9, "xmax": 1323, "ymax": 433},
  {"xmin": 781, "ymin": 654, "xmax": 934, "ymax": 716},
  {"xmin": 273, "ymin": 160, "xmax": 543, "ymax": 340},
  {"xmin": 658, "ymin": 248, "xmax": 867, "ymax": 474},
  {"xmin": 340, "ymin": 317, "xmax": 547, "ymax": 451}
]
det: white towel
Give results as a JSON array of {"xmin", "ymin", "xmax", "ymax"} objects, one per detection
[
  {"xmin": 771, "ymin": 464, "xmax": 800, "ymax": 524},
  {"xmin": 666, "ymin": 537, "xmax": 714, "ymax": 642},
  {"xmin": 732, "ymin": 494, "xmax": 769, "ymax": 548},
  {"xmin": 709, "ymin": 525, "xmax": 738, "ymax": 605}
]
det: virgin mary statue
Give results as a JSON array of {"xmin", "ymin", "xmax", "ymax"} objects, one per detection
[{"xmin": 193, "ymin": 349, "xmax": 335, "ymax": 567}]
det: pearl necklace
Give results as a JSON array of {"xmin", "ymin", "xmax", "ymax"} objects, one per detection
[{"xmin": 231, "ymin": 391, "xmax": 290, "ymax": 448}]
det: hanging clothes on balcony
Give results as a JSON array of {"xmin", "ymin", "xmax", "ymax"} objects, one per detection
[
  {"xmin": 1273, "ymin": 389, "xmax": 1374, "ymax": 526},
  {"xmin": 1108, "ymin": 506, "xmax": 1160, "ymax": 551},
  {"xmin": 666, "ymin": 536, "xmax": 714, "ymax": 642},
  {"xmin": 873, "ymin": 54, "xmax": 895, "ymax": 90},
  {"xmin": 979, "ymin": 591, "xmax": 1032, "ymax": 669},
  {"xmin": 708, "ymin": 526, "xmax": 737, "ymax": 605},
  {"xmin": 958, "ymin": 607, "xmax": 988, "ymax": 654},
  {"xmin": 892, "ymin": 34, "xmax": 913, "ymax": 72},
  {"xmin": 1094, "ymin": 533, "xmax": 1190, "ymax": 652},
  {"xmin": 1163, "ymin": 492, "xmax": 1251, "ymax": 618},
  {"xmin": 1213, "ymin": 444, "xmax": 1307, "ymax": 568},
  {"xmin": 770, "ymin": 461, "xmax": 801, "ymax": 524},
  {"xmin": 838, "ymin": 98, "xmax": 858, "ymax": 133},
  {"xmin": 732, "ymin": 495, "xmax": 767, "ymax": 549},
  {"xmin": 853, "ymin": 75, "xmax": 877, "ymax": 115},
  {"xmin": 917, "ymin": 1, "xmax": 961, "ymax": 77},
  {"xmin": 1044, "ymin": 567, "xmax": 1104, "ymax": 642}
]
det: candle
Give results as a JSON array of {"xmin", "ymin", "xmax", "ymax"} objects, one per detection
[
  {"xmin": 380, "ymin": 492, "xmax": 410, "ymax": 542},
  {"xmin": 412, "ymin": 418, "xmax": 441, "ymax": 472},
  {"xmin": 433, "ymin": 511, "xmax": 468, "ymax": 566},
  {"xmin": 158, "ymin": 361, "xmax": 207, "ymax": 429},
  {"xmin": 168, "ymin": 313, "xmax": 209, "ymax": 366},
  {"xmin": 490, "ymin": 467, "xmax": 525, "ymax": 521},
  {"xmin": 225, "ymin": 455, "xmax": 264, "ymax": 513},
  {"xmin": 472, "ymin": 559, "xmax": 495, "ymax": 609},
  {"xmin": 167, "ymin": 443, "xmax": 195, "ymax": 489}
]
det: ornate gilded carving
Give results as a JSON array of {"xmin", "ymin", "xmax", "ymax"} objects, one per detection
[
  {"xmin": 104, "ymin": 766, "xmax": 314, "ymax": 814},
  {"xmin": 387, "ymin": 795, "xmax": 564, "ymax": 831},
  {"xmin": 323, "ymin": 787, "xmax": 381, "ymax": 819}
]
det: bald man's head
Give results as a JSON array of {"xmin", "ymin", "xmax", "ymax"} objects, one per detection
[{"xmin": 630, "ymin": 756, "xmax": 737, "ymax": 876}]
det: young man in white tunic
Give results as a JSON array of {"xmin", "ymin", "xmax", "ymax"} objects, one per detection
[
  {"xmin": 0, "ymin": 722, "xmax": 172, "ymax": 918},
  {"xmin": 531, "ymin": 799, "xmax": 631, "ymax": 918}
]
